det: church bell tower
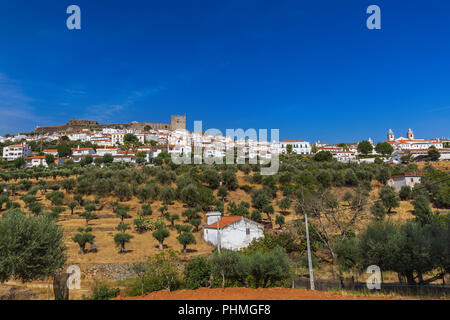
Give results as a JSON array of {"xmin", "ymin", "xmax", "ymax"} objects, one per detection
[{"xmin": 387, "ymin": 129, "xmax": 395, "ymax": 141}]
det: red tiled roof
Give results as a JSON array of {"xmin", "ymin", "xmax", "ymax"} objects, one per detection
[
  {"xmin": 204, "ymin": 216, "xmax": 242, "ymax": 229},
  {"xmin": 8, "ymin": 144, "xmax": 27, "ymax": 147}
]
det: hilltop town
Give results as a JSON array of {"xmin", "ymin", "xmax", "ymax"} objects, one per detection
[{"xmin": 1, "ymin": 115, "xmax": 449, "ymax": 167}]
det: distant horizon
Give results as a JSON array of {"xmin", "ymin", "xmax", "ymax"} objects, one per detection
[
  {"xmin": 3, "ymin": 117, "xmax": 448, "ymax": 146},
  {"xmin": 1, "ymin": 1, "xmax": 449, "ymax": 144}
]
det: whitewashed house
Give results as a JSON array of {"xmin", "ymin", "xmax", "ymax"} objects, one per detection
[
  {"xmin": 330, "ymin": 150, "xmax": 356, "ymax": 162},
  {"xmin": 2, "ymin": 144, "xmax": 32, "ymax": 161},
  {"xmin": 72, "ymin": 146, "xmax": 95, "ymax": 156},
  {"xmin": 111, "ymin": 132, "xmax": 145, "ymax": 146},
  {"xmin": 67, "ymin": 132, "xmax": 88, "ymax": 142},
  {"xmin": 203, "ymin": 212, "xmax": 264, "ymax": 251},
  {"xmin": 43, "ymin": 149, "xmax": 58, "ymax": 156},
  {"xmin": 387, "ymin": 172, "xmax": 425, "ymax": 192},
  {"xmin": 279, "ymin": 140, "xmax": 311, "ymax": 155},
  {"xmin": 168, "ymin": 144, "xmax": 191, "ymax": 156},
  {"xmin": 95, "ymin": 147, "xmax": 120, "ymax": 156},
  {"xmin": 136, "ymin": 146, "xmax": 154, "ymax": 162},
  {"xmin": 25, "ymin": 155, "xmax": 48, "ymax": 167}
]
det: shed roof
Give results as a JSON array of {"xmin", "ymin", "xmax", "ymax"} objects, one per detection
[{"xmin": 204, "ymin": 216, "xmax": 242, "ymax": 229}]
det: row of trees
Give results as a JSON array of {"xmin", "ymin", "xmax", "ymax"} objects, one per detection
[
  {"xmin": 335, "ymin": 218, "xmax": 449, "ymax": 285},
  {"xmin": 127, "ymin": 246, "xmax": 292, "ymax": 297}
]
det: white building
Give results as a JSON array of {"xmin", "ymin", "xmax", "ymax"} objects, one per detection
[
  {"xmin": 113, "ymin": 154, "xmax": 136, "ymax": 163},
  {"xmin": 25, "ymin": 155, "xmax": 48, "ymax": 168},
  {"xmin": 315, "ymin": 143, "xmax": 357, "ymax": 162},
  {"xmin": 95, "ymin": 147, "xmax": 120, "ymax": 156},
  {"xmin": 72, "ymin": 146, "xmax": 95, "ymax": 156},
  {"xmin": 168, "ymin": 144, "xmax": 191, "ymax": 156},
  {"xmin": 387, "ymin": 172, "xmax": 425, "ymax": 192},
  {"xmin": 111, "ymin": 132, "xmax": 145, "ymax": 146},
  {"xmin": 43, "ymin": 149, "xmax": 58, "ymax": 156},
  {"xmin": 67, "ymin": 131, "xmax": 89, "ymax": 142},
  {"xmin": 387, "ymin": 128, "xmax": 444, "ymax": 150},
  {"xmin": 330, "ymin": 150, "xmax": 357, "ymax": 162},
  {"xmin": 279, "ymin": 140, "xmax": 311, "ymax": 155},
  {"xmin": 203, "ymin": 212, "xmax": 264, "ymax": 251},
  {"xmin": 2, "ymin": 144, "xmax": 32, "ymax": 161}
]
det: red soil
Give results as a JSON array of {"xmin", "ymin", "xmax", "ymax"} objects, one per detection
[{"xmin": 124, "ymin": 287, "xmax": 402, "ymax": 300}]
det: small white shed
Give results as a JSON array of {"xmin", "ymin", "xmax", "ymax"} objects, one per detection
[
  {"xmin": 203, "ymin": 212, "xmax": 264, "ymax": 251},
  {"xmin": 387, "ymin": 172, "xmax": 424, "ymax": 192}
]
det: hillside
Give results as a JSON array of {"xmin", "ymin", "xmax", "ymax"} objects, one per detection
[{"xmin": 0, "ymin": 159, "xmax": 449, "ymax": 299}]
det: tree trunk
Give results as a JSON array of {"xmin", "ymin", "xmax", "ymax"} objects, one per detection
[
  {"xmin": 53, "ymin": 273, "xmax": 70, "ymax": 300},
  {"xmin": 418, "ymin": 272, "xmax": 424, "ymax": 283},
  {"xmin": 419, "ymin": 272, "xmax": 445, "ymax": 285},
  {"xmin": 397, "ymin": 272, "xmax": 404, "ymax": 284},
  {"xmin": 221, "ymin": 269, "xmax": 225, "ymax": 292},
  {"xmin": 405, "ymin": 272, "xmax": 416, "ymax": 285},
  {"xmin": 47, "ymin": 277, "xmax": 51, "ymax": 300}
]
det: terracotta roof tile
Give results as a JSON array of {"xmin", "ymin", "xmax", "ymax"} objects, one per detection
[{"xmin": 204, "ymin": 216, "xmax": 242, "ymax": 229}]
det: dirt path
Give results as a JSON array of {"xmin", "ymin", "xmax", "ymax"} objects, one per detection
[{"xmin": 124, "ymin": 287, "xmax": 406, "ymax": 300}]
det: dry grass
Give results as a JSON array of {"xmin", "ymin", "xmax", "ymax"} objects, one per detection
[
  {"xmin": 416, "ymin": 161, "xmax": 450, "ymax": 172},
  {"xmin": 2, "ymin": 167, "xmax": 449, "ymax": 299},
  {"xmin": 6, "ymin": 171, "xmax": 448, "ymax": 266}
]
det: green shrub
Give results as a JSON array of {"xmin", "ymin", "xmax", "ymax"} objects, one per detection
[
  {"xmin": 89, "ymin": 281, "xmax": 120, "ymax": 300},
  {"xmin": 183, "ymin": 257, "xmax": 212, "ymax": 289}
]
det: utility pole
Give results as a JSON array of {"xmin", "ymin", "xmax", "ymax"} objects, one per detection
[{"xmin": 304, "ymin": 213, "xmax": 315, "ymax": 290}]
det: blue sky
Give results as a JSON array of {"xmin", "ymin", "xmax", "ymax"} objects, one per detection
[{"xmin": 0, "ymin": 0, "xmax": 449, "ymax": 143}]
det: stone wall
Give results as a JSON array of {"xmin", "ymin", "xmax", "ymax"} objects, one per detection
[{"xmin": 78, "ymin": 263, "xmax": 135, "ymax": 281}]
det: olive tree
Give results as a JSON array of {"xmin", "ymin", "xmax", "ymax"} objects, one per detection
[{"xmin": 0, "ymin": 209, "xmax": 66, "ymax": 283}]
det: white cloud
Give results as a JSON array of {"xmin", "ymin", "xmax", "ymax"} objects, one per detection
[{"xmin": 0, "ymin": 73, "xmax": 45, "ymax": 133}]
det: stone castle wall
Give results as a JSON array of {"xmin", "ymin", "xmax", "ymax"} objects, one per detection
[{"xmin": 35, "ymin": 115, "xmax": 186, "ymax": 134}]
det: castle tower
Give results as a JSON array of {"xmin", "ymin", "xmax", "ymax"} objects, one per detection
[
  {"xmin": 171, "ymin": 115, "xmax": 186, "ymax": 131},
  {"xmin": 387, "ymin": 129, "xmax": 395, "ymax": 141},
  {"xmin": 407, "ymin": 128, "xmax": 414, "ymax": 140}
]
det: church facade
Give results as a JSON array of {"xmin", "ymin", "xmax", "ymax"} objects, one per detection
[{"xmin": 386, "ymin": 128, "xmax": 444, "ymax": 150}]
